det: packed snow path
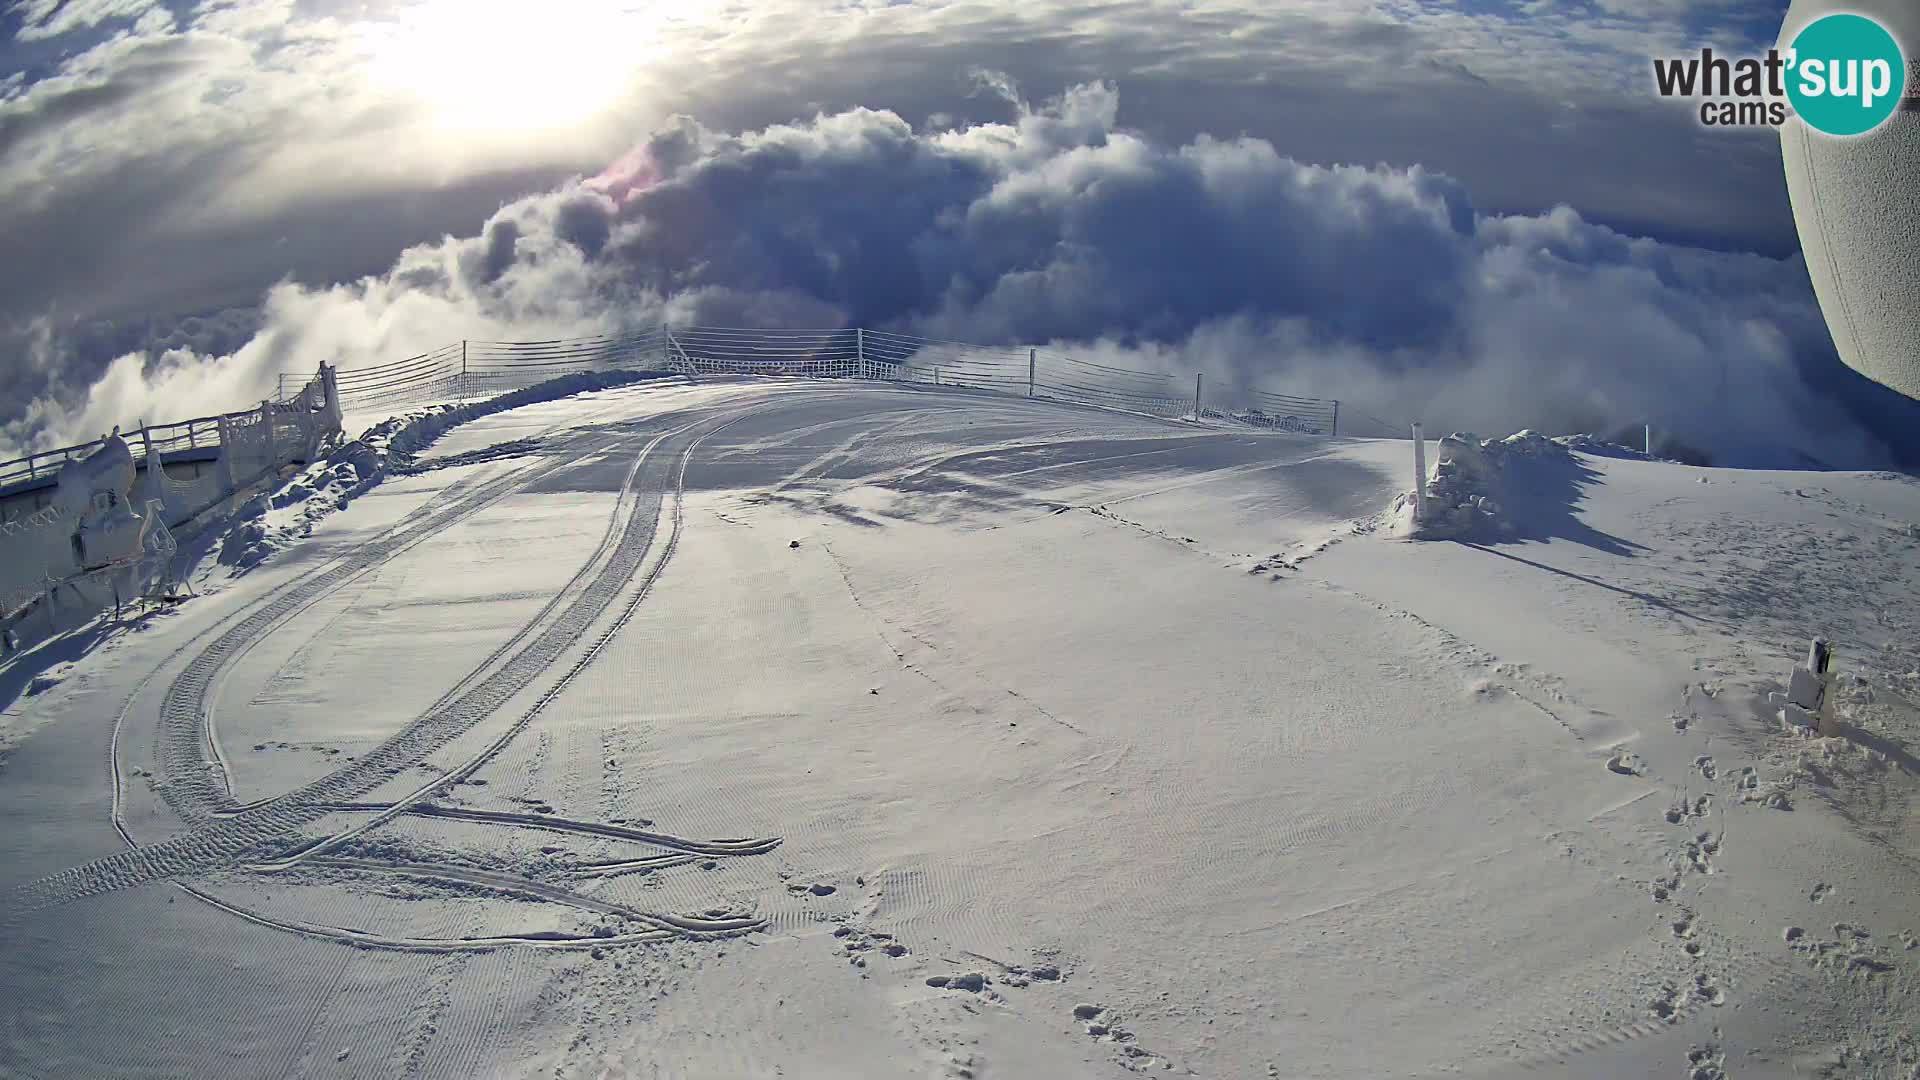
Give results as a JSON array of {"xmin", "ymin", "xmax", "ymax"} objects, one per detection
[{"xmin": 2, "ymin": 379, "xmax": 1917, "ymax": 1078}]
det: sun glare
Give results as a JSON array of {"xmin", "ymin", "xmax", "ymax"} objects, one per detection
[{"xmin": 364, "ymin": 0, "xmax": 645, "ymax": 133}]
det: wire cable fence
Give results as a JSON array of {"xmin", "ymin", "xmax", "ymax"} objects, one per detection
[{"xmin": 314, "ymin": 325, "xmax": 1348, "ymax": 435}]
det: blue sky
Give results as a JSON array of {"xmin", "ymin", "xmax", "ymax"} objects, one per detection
[{"xmin": 8, "ymin": 0, "xmax": 1914, "ymax": 467}]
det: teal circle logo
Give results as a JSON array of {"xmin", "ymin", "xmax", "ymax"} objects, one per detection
[{"xmin": 1786, "ymin": 13, "xmax": 1907, "ymax": 136}]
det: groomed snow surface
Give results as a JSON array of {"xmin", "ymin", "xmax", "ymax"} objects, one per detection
[{"xmin": 2, "ymin": 377, "xmax": 1918, "ymax": 1079}]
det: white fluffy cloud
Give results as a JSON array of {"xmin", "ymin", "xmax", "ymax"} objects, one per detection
[
  {"xmin": 6, "ymin": 81, "xmax": 1903, "ymax": 470},
  {"xmin": 0, "ymin": 0, "xmax": 1795, "ymax": 372}
]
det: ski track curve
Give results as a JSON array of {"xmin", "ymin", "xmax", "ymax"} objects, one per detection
[
  {"xmin": 247, "ymin": 407, "xmax": 764, "ymax": 875},
  {"xmin": 153, "ymin": 457, "xmax": 572, "ymax": 826},
  {"xmin": 8, "ymin": 405, "xmax": 760, "ymax": 919},
  {"xmin": 283, "ymin": 802, "xmax": 780, "ymax": 857},
  {"xmin": 295, "ymin": 857, "xmax": 766, "ymax": 936}
]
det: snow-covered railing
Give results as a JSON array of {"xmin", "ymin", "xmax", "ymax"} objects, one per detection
[
  {"xmin": 313, "ymin": 325, "xmax": 1344, "ymax": 434},
  {"xmin": 1, "ymin": 365, "xmax": 343, "ymax": 623},
  {"xmin": 2, "ymin": 364, "xmax": 343, "ymax": 500}
]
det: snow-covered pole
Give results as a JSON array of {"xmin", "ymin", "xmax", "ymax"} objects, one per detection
[
  {"xmin": 261, "ymin": 400, "xmax": 276, "ymax": 473},
  {"xmin": 856, "ymin": 328, "xmax": 866, "ymax": 380},
  {"xmin": 139, "ymin": 422, "xmax": 167, "ymax": 519},
  {"xmin": 1808, "ymin": 637, "xmax": 1836, "ymax": 733},
  {"xmin": 1411, "ymin": 421, "xmax": 1427, "ymax": 524},
  {"xmin": 320, "ymin": 362, "xmax": 342, "ymax": 439},
  {"xmin": 216, "ymin": 416, "xmax": 237, "ymax": 493},
  {"xmin": 1644, "ymin": 423, "xmax": 1652, "ymax": 457}
]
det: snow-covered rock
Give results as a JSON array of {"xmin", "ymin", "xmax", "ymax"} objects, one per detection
[{"xmin": 1408, "ymin": 429, "xmax": 1571, "ymax": 540}]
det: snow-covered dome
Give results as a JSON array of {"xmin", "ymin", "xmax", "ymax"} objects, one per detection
[{"xmin": 1779, "ymin": 0, "xmax": 1920, "ymax": 402}]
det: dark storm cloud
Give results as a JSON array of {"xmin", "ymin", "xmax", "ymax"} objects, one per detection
[{"xmin": 12, "ymin": 82, "xmax": 1905, "ymax": 471}]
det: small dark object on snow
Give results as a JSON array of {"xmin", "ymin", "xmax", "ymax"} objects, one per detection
[
  {"xmin": 869, "ymin": 688, "xmax": 879, "ymax": 695},
  {"xmin": 790, "ymin": 539, "xmax": 801, "ymax": 549}
]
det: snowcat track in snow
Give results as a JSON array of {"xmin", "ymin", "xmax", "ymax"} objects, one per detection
[{"xmin": 8, "ymin": 405, "xmax": 760, "ymax": 920}]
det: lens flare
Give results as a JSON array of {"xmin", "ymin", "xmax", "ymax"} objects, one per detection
[{"xmin": 363, "ymin": 0, "xmax": 644, "ymax": 133}]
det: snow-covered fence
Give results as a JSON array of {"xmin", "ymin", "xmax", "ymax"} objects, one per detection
[
  {"xmin": 311, "ymin": 325, "xmax": 1344, "ymax": 433},
  {"xmin": 0, "ymin": 510, "xmax": 79, "ymax": 624},
  {"xmin": 0, "ymin": 365, "xmax": 342, "ymax": 624},
  {"xmin": 3, "ymin": 366, "xmax": 340, "ymax": 508}
]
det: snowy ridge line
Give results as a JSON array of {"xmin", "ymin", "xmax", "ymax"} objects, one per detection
[
  {"xmin": 250, "ymin": 405, "xmax": 767, "ymax": 876},
  {"xmin": 7, "ymin": 406, "xmax": 753, "ymax": 917}
]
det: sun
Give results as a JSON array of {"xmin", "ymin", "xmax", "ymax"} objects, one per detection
[{"xmin": 363, "ymin": 0, "xmax": 646, "ymax": 134}]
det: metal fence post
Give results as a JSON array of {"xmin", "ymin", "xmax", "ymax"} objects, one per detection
[
  {"xmin": 139, "ymin": 423, "xmax": 168, "ymax": 519},
  {"xmin": 1330, "ymin": 400, "xmax": 1340, "ymax": 437},
  {"xmin": 461, "ymin": 340, "xmax": 469, "ymax": 399},
  {"xmin": 1029, "ymin": 349, "xmax": 1036, "ymax": 397},
  {"xmin": 1411, "ymin": 422, "xmax": 1427, "ymax": 524},
  {"xmin": 320, "ymin": 362, "xmax": 342, "ymax": 439},
  {"xmin": 1644, "ymin": 423, "xmax": 1652, "ymax": 457},
  {"xmin": 216, "ymin": 416, "xmax": 237, "ymax": 493},
  {"xmin": 1192, "ymin": 373, "xmax": 1203, "ymax": 419},
  {"xmin": 261, "ymin": 400, "xmax": 275, "ymax": 473},
  {"xmin": 856, "ymin": 328, "xmax": 865, "ymax": 380}
]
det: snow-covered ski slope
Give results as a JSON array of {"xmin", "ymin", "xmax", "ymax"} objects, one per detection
[{"xmin": 2, "ymin": 376, "xmax": 1917, "ymax": 1079}]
